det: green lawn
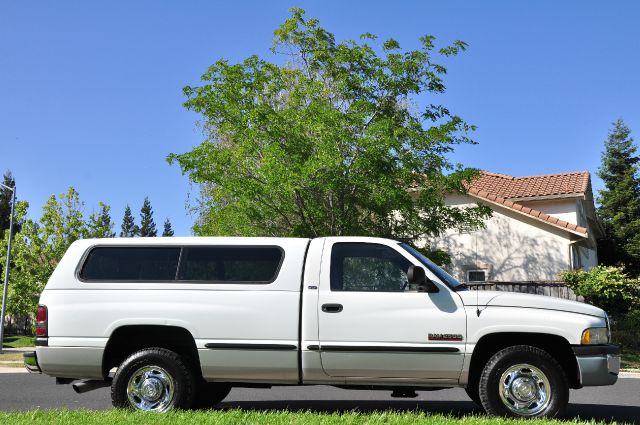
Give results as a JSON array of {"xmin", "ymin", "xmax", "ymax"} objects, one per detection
[
  {"xmin": 0, "ymin": 410, "xmax": 632, "ymax": 425},
  {"xmin": 621, "ymin": 348, "xmax": 640, "ymax": 370},
  {"xmin": 0, "ymin": 351, "xmax": 24, "ymax": 367},
  {"xmin": 2, "ymin": 335, "xmax": 35, "ymax": 348}
]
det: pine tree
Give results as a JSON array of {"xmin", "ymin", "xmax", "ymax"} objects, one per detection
[
  {"xmin": 597, "ymin": 118, "xmax": 640, "ymax": 275},
  {"xmin": 139, "ymin": 197, "xmax": 157, "ymax": 237},
  {"xmin": 0, "ymin": 170, "xmax": 20, "ymax": 238},
  {"xmin": 162, "ymin": 218, "xmax": 174, "ymax": 237},
  {"xmin": 120, "ymin": 205, "xmax": 138, "ymax": 237},
  {"xmin": 86, "ymin": 202, "xmax": 116, "ymax": 238}
]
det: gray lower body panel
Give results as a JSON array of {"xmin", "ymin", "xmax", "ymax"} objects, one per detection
[
  {"xmin": 36, "ymin": 347, "xmax": 104, "ymax": 379},
  {"xmin": 573, "ymin": 344, "xmax": 620, "ymax": 387},
  {"xmin": 199, "ymin": 349, "xmax": 298, "ymax": 384}
]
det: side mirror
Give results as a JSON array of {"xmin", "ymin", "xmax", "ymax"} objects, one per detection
[{"xmin": 407, "ymin": 265, "xmax": 439, "ymax": 293}]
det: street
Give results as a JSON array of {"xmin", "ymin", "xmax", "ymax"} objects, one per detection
[{"xmin": 0, "ymin": 373, "xmax": 638, "ymax": 423}]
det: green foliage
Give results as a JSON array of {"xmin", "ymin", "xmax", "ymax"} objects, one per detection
[
  {"xmin": 162, "ymin": 218, "xmax": 174, "ymax": 237},
  {"xmin": 414, "ymin": 246, "xmax": 451, "ymax": 266},
  {"xmin": 560, "ymin": 266, "xmax": 640, "ymax": 317},
  {"xmin": 2, "ymin": 335, "xmax": 35, "ymax": 348},
  {"xmin": 615, "ymin": 308, "xmax": 640, "ymax": 350},
  {"xmin": 597, "ymin": 119, "xmax": 640, "ymax": 276},
  {"xmin": 86, "ymin": 202, "xmax": 115, "ymax": 238},
  {"xmin": 0, "ymin": 188, "xmax": 88, "ymax": 317},
  {"xmin": 1, "ymin": 189, "xmax": 166, "ymax": 320},
  {"xmin": 139, "ymin": 197, "xmax": 157, "ymax": 237},
  {"xmin": 120, "ymin": 205, "xmax": 138, "ymax": 237},
  {"xmin": 0, "ymin": 170, "xmax": 21, "ymax": 239},
  {"xmin": 168, "ymin": 8, "xmax": 491, "ymax": 242},
  {"xmin": 0, "ymin": 200, "xmax": 31, "ymax": 317}
]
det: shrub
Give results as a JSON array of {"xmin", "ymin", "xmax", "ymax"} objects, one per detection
[
  {"xmin": 560, "ymin": 265, "xmax": 640, "ymax": 317},
  {"xmin": 614, "ymin": 308, "xmax": 640, "ymax": 349}
]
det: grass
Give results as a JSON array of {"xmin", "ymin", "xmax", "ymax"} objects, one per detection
[
  {"xmin": 0, "ymin": 410, "xmax": 632, "ymax": 425},
  {"xmin": 0, "ymin": 351, "xmax": 24, "ymax": 367},
  {"xmin": 2, "ymin": 335, "xmax": 35, "ymax": 348},
  {"xmin": 621, "ymin": 348, "xmax": 640, "ymax": 370}
]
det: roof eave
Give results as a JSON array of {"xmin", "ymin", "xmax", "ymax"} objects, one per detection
[{"xmin": 467, "ymin": 192, "xmax": 589, "ymax": 238}]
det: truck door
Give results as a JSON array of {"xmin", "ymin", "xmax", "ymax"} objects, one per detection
[{"xmin": 316, "ymin": 240, "xmax": 466, "ymax": 382}]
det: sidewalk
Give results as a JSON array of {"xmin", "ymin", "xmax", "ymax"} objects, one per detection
[{"xmin": 1, "ymin": 346, "xmax": 35, "ymax": 353}]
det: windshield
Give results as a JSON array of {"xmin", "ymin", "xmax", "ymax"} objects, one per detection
[{"xmin": 399, "ymin": 243, "xmax": 466, "ymax": 291}]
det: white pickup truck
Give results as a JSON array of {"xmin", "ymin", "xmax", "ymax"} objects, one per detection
[{"xmin": 24, "ymin": 236, "xmax": 619, "ymax": 417}]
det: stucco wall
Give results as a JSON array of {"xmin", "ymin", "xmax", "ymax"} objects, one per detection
[
  {"xmin": 518, "ymin": 199, "xmax": 579, "ymax": 225},
  {"xmin": 425, "ymin": 195, "xmax": 576, "ymax": 282}
]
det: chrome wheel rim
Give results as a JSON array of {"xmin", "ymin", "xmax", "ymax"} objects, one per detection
[
  {"xmin": 127, "ymin": 365, "xmax": 175, "ymax": 411},
  {"xmin": 499, "ymin": 363, "xmax": 551, "ymax": 416}
]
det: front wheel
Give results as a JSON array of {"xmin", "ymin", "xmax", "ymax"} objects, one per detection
[
  {"xmin": 478, "ymin": 345, "xmax": 569, "ymax": 418},
  {"xmin": 111, "ymin": 347, "xmax": 196, "ymax": 411}
]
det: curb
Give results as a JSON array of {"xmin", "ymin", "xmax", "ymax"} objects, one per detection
[
  {"xmin": 0, "ymin": 346, "xmax": 35, "ymax": 353},
  {"xmin": 0, "ymin": 367, "xmax": 27, "ymax": 373}
]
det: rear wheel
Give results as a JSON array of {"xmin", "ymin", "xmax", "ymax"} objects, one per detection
[
  {"xmin": 478, "ymin": 345, "xmax": 568, "ymax": 418},
  {"xmin": 111, "ymin": 347, "xmax": 196, "ymax": 411}
]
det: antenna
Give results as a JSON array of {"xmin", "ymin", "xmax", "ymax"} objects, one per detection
[{"xmin": 476, "ymin": 281, "xmax": 480, "ymax": 317}]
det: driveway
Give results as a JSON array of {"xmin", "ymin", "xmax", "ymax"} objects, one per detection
[{"xmin": 0, "ymin": 372, "xmax": 638, "ymax": 423}]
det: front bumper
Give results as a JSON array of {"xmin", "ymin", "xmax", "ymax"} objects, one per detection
[
  {"xmin": 23, "ymin": 351, "xmax": 41, "ymax": 373},
  {"xmin": 573, "ymin": 344, "xmax": 620, "ymax": 386}
]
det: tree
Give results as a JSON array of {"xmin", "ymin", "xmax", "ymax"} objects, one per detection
[
  {"xmin": 0, "ymin": 200, "xmax": 32, "ymax": 319},
  {"xmin": 168, "ymin": 8, "xmax": 490, "ymax": 242},
  {"xmin": 162, "ymin": 218, "xmax": 174, "ymax": 237},
  {"xmin": 0, "ymin": 170, "xmax": 21, "ymax": 239},
  {"xmin": 86, "ymin": 202, "xmax": 116, "ymax": 238},
  {"xmin": 139, "ymin": 197, "xmax": 157, "ymax": 237},
  {"xmin": 120, "ymin": 205, "xmax": 138, "ymax": 237},
  {"xmin": 597, "ymin": 119, "xmax": 640, "ymax": 276},
  {"xmin": 1, "ymin": 187, "xmax": 86, "ymax": 318}
]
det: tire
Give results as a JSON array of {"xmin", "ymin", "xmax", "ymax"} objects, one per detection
[
  {"xmin": 111, "ymin": 347, "xmax": 196, "ymax": 411},
  {"xmin": 192, "ymin": 381, "xmax": 232, "ymax": 409},
  {"xmin": 478, "ymin": 345, "xmax": 569, "ymax": 418}
]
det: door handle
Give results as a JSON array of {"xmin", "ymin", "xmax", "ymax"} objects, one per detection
[{"xmin": 321, "ymin": 303, "xmax": 343, "ymax": 313}]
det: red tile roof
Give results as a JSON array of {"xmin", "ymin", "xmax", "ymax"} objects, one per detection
[
  {"xmin": 467, "ymin": 171, "xmax": 589, "ymax": 237},
  {"xmin": 470, "ymin": 171, "xmax": 590, "ymax": 200}
]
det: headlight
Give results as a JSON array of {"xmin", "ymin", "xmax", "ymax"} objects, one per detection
[{"xmin": 581, "ymin": 327, "xmax": 609, "ymax": 345}]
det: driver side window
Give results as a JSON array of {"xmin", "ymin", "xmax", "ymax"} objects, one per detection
[{"xmin": 330, "ymin": 243, "xmax": 412, "ymax": 292}]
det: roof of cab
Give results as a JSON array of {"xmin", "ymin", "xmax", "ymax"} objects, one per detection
[{"xmin": 71, "ymin": 236, "xmax": 401, "ymax": 246}]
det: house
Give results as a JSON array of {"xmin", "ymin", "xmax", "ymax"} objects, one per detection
[{"xmin": 428, "ymin": 171, "xmax": 602, "ymax": 283}]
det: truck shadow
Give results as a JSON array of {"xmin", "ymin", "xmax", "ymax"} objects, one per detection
[{"xmin": 219, "ymin": 401, "xmax": 640, "ymax": 424}]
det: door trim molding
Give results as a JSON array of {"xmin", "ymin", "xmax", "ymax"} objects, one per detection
[
  {"xmin": 307, "ymin": 345, "xmax": 459, "ymax": 353},
  {"xmin": 204, "ymin": 343, "xmax": 297, "ymax": 350}
]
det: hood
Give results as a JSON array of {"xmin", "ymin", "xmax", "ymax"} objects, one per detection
[{"xmin": 457, "ymin": 290, "xmax": 605, "ymax": 318}]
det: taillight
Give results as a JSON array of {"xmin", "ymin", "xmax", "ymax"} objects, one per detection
[{"xmin": 35, "ymin": 305, "xmax": 47, "ymax": 337}]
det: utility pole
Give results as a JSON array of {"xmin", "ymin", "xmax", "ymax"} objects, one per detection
[{"xmin": 0, "ymin": 183, "xmax": 16, "ymax": 354}]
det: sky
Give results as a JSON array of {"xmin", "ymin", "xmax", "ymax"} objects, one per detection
[{"xmin": 1, "ymin": 1, "xmax": 639, "ymax": 236}]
